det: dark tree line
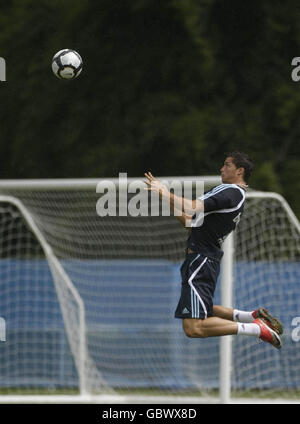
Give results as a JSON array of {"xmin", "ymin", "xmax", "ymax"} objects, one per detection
[{"xmin": 0, "ymin": 0, "xmax": 299, "ymax": 217}]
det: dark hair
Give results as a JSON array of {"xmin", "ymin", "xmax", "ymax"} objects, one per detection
[{"xmin": 226, "ymin": 151, "xmax": 254, "ymax": 184}]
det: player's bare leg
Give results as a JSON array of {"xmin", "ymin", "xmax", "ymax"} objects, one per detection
[
  {"xmin": 213, "ymin": 305, "xmax": 256, "ymax": 323},
  {"xmin": 213, "ymin": 305, "xmax": 283, "ymax": 335},
  {"xmin": 183, "ymin": 317, "xmax": 238, "ymax": 338},
  {"xmin": 213, "ymin": 305, "xmax": 234, "ymax": 320},
  {"xmin": 182, "ymin": 316, "xmax": 282, "ymax": 349}
]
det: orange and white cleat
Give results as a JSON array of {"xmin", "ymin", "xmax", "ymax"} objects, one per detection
[
  {"xmin": 252, "ymin": 308, "xmax": 283, "ymax": 335},
  {"xmin": 253, "ymin": 318, "xmax": 282, "ymax": 349}
]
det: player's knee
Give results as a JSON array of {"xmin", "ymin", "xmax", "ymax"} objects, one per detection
[
  {"xmin": 183, "ymin": 320, "xmax": 206, "ymax": 338},
  {"xmin": 185, "ymin": 328, "xmax": 205, "ymax": 338}
]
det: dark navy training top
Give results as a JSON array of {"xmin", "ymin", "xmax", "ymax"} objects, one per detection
[{"xmin": 188, "ymin": 184, "xmax": 246, "ymax": 260}]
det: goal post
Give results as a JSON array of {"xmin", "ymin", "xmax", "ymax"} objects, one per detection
[
  {"xmin": 220, "ymin": 232, "xmax": 234, "ymax": 404},
  {"xmin": 0, "ymin": 177, "xmax": 299, "ymax": 403}
]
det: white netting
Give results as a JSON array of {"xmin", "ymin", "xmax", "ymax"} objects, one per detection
[
  {"xmin": 0, "ymin": 181, "xmax": 299, "ymax": 402},
  {"xmin": 231, "ymin": 193, "xmax": 300, "ymax": 398}
]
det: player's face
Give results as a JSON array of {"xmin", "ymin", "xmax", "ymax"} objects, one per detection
[{"xmin": 220, "ymin": 157, "xmax": 241, "ymax": 183}]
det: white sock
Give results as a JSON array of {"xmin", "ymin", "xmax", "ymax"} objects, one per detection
[
  {"xmin": 237, "ymin": 322, "xmax": 260, "ymax": 337},
  {"xmin": 233, "ymin": 309, "xmax": 255, "ymax": 323}
]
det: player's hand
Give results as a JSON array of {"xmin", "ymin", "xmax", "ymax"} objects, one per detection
[{"xmin": 143, "ymin": 172, "xmax": 169, "ymax": 197}]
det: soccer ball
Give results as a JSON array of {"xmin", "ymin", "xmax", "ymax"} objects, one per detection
[{"xmin": 52, "ymin": 49, "xmax": 83, "ymax": 80}]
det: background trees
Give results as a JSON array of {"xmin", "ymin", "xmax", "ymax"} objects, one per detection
[{"xmin": 0, "ymin": 0, "xmax": 299, "ymax": 216}]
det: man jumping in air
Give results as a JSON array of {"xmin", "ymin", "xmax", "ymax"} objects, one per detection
[{"xmin": 144, "ymin": 151, "xmax": 283, "ymax": 349}]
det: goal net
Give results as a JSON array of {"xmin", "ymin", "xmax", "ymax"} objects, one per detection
[
  {"xmin": 230, "ymin": 191, "xmax": 300, "ymax": 400},
  {"xmin": 0, "ymin": 178, "xmax": 299, "ymax": 403}
]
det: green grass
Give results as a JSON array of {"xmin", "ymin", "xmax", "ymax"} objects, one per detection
[
  {"xmin": 0, "ymin": 387, "xmax": 299, "ymax": 400},
  {"xmin": 0, "ymin": 388, "xmax": 79, "ymax": 395},
  {"xmin": 231, "ymin": 389, "xmax": 300, "ymax": 400}
]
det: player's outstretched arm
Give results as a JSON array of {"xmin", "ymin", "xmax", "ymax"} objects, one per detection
[{"xmin": 143, "ymin": 172, "xmax": 203, "ymax": 222}]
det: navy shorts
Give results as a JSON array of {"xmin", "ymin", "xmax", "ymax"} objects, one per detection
[{"xmin": 174, "ymin": 252, "xmax": 220, "ymax": 319}]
